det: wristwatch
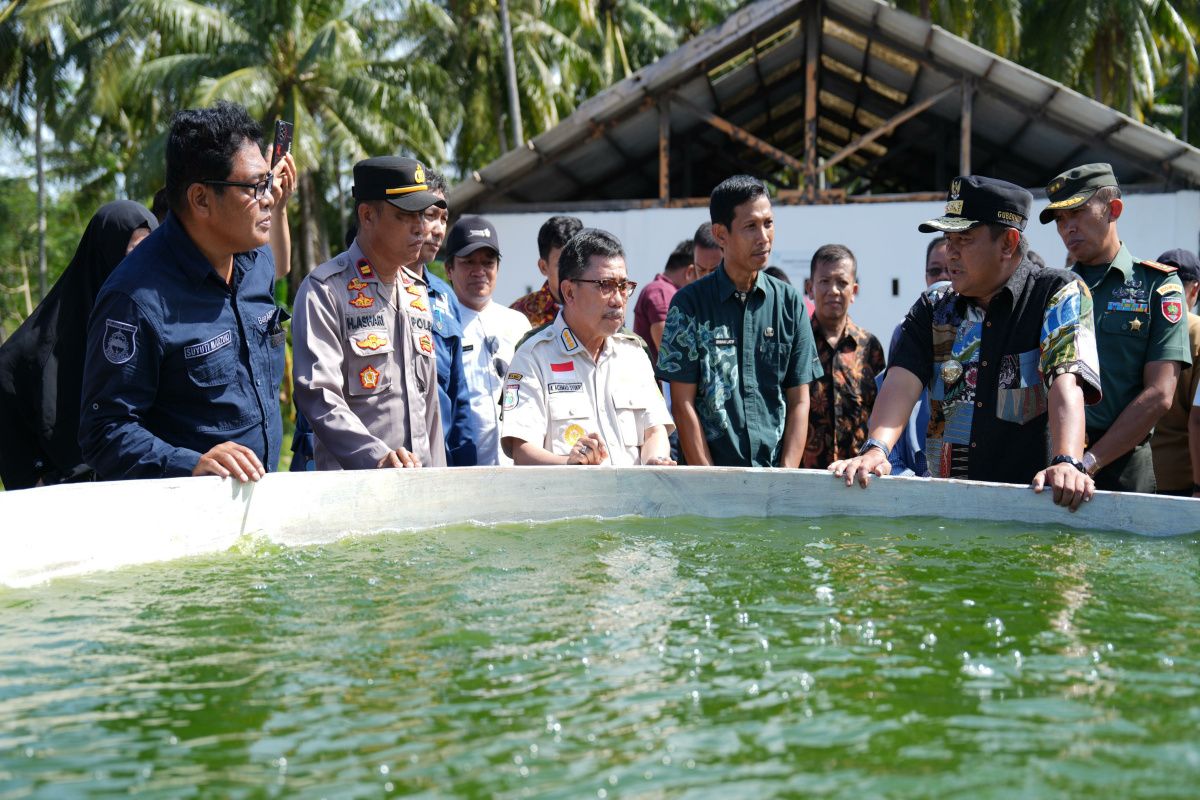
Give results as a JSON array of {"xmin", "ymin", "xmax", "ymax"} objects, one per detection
[
  {"xmin": 858, "ymin": 437, "xmax": 891, "ymax": 460},
  {"xmin": 1049, "ymin": 454, "xmax": 1087, "ymax": 474}
]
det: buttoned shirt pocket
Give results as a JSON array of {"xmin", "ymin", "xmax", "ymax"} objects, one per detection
[
  {"xmin": 261, "ymin": 307, "xmax": 290, "ymax": 389},
  {"xmin": 547, "ymin": 393, "xmax": 590, "ymax": 454},
  {"xmin": 186, "ymin": 343, "xmax": 237, "ymax": 389},
  {"xmin": 346, "ymin": 329, "xmax": 393, "ymax": 397},
  {"xmin": 757, "ymin": 340, "xmax": 792, "ymax": 370},
  {"xmin": 755, "ymin": 341, "xmax": 793, "ymax": 404},
  {"xmin": 995, "ymin": 349, "xmax": 1047, "ymax": 425},
  {"xmin": 1099, "ymin": 310, "xmax": 1149, "ymax": 340},
  {"xmin": 612, "ymin": 390, "xmax": 651, "ymax": 447}
]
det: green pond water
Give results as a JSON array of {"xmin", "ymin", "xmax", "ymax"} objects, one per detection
[{"xmin": 1, "ymin": 516, "xmax": 1199, "ymax": 798}]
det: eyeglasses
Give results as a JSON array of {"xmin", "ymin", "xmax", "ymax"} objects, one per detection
[
  {"xmin": 568, "ymin": 278, "xmax": 638, "ymax": 298},
  {"xmin": 202, "ymin": 171, "xmax": 274, "ymax": 201}
]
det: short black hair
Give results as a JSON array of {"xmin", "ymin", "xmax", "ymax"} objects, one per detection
[
  {"xmin": 557, "ymin": 228, "xmax": 624, "ymax": 284},
  {"xmin": 925, "ymin": 235, "xmax": 948, "ymax": 264},
  {"xmin": 810, "ymin": 243, "xmax": 856, "ymax": 277},
  {"xmin": 984, "ymin": 223, "xmax": 1030, "ymax": 257},
  {"xmin": 764, "ymin": 266, "xmax": 791, "ymax": 284},
  {"xmin": 709, "ymin": 175, "xmax": 768, "ymax": 229},
  {"xmin": 665, "ymin": 240, "xmax": 693, "ymax": 273},
  {"xmin": 151, "ymin": 187, "xmax": 170, "ymax": 222},
  {"xmin": 693, "ymin": 221, "xmax": 719, "ymax": 250},
  {"xmin": 537, "ymin": 215, "xmax": 584, "ymax": 261},
  {"xmin": 165, "ymin": 101, "xmax": 263, "ymax": 215},
  {"xmin": 425, "ymin": 167, "xmax": 448, "ymax": 196}
]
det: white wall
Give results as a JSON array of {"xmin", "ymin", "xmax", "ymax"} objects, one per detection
[{"xmin": 478, "ymin": 191, "xmax": 1200, "ymax": 347}]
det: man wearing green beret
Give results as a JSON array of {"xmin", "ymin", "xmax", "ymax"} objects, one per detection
[{"xmin": 1041, "ymin": 163, "xmax": 1193, "ymax": 493}]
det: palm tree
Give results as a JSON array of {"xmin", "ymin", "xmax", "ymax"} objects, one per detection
[
  {"xmin": 108, "ymin": 0, "xmax": 452, "ymax": 297},
  {"xmin": 432, "ymin": 0, "xmax": 734, "ymax": 175},
  {"xmin": 891, "ymin": 0, "xmax": 1022, "ymax": 58},
  {"xmin": 1020, "ymin": 0, "xmax": 1194, "ymax": 119},
  {"xmin": 0, "ymin": 0, "xmax": 67, "ymax": 301}
]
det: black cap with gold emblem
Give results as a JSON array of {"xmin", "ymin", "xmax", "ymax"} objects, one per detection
[
  {"xmin": 1038, "ymin": 163, "xmax": 1119, "ymax": 224},
  {"xmin": 352, "ymin": 156, "xmax": 447, "ymax": 212},
  {"xmin": 918, "ymin": 175, "xmax": 1032, "ymax": 234}
]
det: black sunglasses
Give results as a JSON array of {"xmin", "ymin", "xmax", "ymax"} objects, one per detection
[{"xmin": 202, "ymin": 171, "xmax": 274, "ymax": 201}]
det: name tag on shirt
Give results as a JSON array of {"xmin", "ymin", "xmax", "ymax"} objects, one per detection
[
  {"xmin": 714, "ymin": 337, "xmax": 736, "ymax": 347},
  {"xmin": 463, "ymin": 344, "xmax": 475, "ymax": 352},
  {"xmin": 185, "ymin": 330, "xmax": 232, "ymax": 359}
]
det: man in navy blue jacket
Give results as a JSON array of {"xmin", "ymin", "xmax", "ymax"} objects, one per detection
[
  {"xmin": 80, "ymin": 102, "xmax": 287, "ymax": 482},
  {"xmin": 408, "ymin": 168, "xmax": 477, "ymax": 465}
]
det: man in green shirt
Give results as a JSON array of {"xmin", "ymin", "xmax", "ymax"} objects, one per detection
[
  {"xmin": 1041, "ymin": 163, "xmax": 1192, "ymax": 492},
  {"xmin": 656, "ymin": 175, "xmax": 822, "ymax": 467}
]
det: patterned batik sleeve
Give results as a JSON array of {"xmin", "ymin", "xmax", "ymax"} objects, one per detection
[
  {"xmin": 785, "ymin": 299, "xmax": 823, "ymax": 388},
  {"xmin": 1040, "ymin": 278, "xmax": 1102, "ymax": 405},
  {"xmin": 655, "ymin": 297, "xmax": 702, "ymax": 385}
]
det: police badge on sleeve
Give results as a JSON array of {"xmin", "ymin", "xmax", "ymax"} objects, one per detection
[{"xmin": 103, "ymin": 320, "xmax": 137, "ymax": 364}]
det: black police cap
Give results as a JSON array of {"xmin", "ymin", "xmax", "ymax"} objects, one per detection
[
  {"xmin": 352, "ymin": 156, "xmax": 446, "ymax": 212},
  {"xmin": 918, "ymin": 175, "xmax": 1032, "ymax": 234}
]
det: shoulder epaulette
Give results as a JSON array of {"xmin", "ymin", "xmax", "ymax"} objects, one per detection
[
  {"xmin": 1140, "ymin": 259, "xmax": 1178, "ymax": 274},
  {"xmin": 613, "ymin": 329, "xmax": 647, "ymax": 346},
  {"xmin": 514, "ymin": 321, "xmax": 553, "ymax": 352},
  {"xmin": 309, "ymin": 253, "xmax": 351, "ymax": 281}
]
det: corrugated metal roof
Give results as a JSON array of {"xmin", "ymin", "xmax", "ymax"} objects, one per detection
[{"xmin": 451, "ymin": 0, "xmax": 1200, "ymax": 212}]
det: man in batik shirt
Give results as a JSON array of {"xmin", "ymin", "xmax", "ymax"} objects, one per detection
[
  {"xmin": 829, "ymin": 176, "xmax": 1102, "ymax": 512},
  {"xmin": 803, "ymin": 243, "xmax": 886, "ymax": 468}
]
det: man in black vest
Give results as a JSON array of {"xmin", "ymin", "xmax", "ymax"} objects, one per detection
[{"xmin": 829, "ymin": 176, "xmax": 1102, "ymax": 511}]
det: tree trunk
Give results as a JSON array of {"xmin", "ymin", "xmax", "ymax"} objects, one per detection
[
  {"xmin": 35, "ymin": 96, "xmax": 47, "ymax": 302},
  {"xmin": 1184, "ymin": 56, "xmax": 1190, "ymax": 144},
  {"xmin": 498, "ymin": 0, "xmax": 523, "ymax": 149},
  {"xmin": 290, "ymin": 170, "xmax": 325, "ymax": 304}
]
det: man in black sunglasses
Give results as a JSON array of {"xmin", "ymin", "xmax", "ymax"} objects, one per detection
[{"xmin": 80, "ymin": 101, "xmax": 289, "ymax": 482}]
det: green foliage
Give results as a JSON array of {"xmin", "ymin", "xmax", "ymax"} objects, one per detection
[
  {"xmin": 0, "ymin": 0, "xmax": 1197, "ymax": 331},
  {"xmin": 0, "ymin": 177, "xmax": 90, "ymax": 340}
]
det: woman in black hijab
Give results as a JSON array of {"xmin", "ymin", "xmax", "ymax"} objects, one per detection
[{"xmin": 0, "ymin": 200, "xmax": 157, "ymax": 489}]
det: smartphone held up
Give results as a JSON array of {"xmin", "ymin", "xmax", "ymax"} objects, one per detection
[{"xmin": 271, "ymin": 120, "xmax": 294, "ymax": 168}]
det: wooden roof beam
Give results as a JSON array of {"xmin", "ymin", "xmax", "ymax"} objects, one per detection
[
  {"xmin": 671, "ymin": 93, "xmax": 805, "ymax": 174},
  {"xmin": 821, "ymin": 82, "xmax": 957, "ymax": 172},
  {"xmin": 803, "ymin": 0, "xmax": 821, "ymax": 199}
]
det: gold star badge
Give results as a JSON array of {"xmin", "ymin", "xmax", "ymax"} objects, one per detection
[{"xmin": 1129, "ymin": 317, "xmax": 1143, "ymax": 332}]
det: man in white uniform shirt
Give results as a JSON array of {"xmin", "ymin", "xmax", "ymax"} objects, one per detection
[
  {"xmin": 501, "ymin": 228, "xmax": 675, "ymax": 466},
  {"xmin": 444, "ymin": 216, "xmax": 531, "ymax": 464}
]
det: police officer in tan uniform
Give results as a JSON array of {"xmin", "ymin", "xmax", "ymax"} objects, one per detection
[
  {"xmin": 293, "ymin": 157, "xmax": 446, "ymax": 469},
  {"xmin": 501, "ymin": 229, "xmax": 675, "ymax": 466}
]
